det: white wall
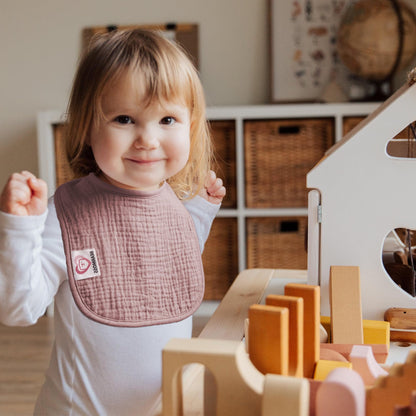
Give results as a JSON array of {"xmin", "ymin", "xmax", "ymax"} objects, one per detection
[{"xmin": 0, "ymin": 0, "xmax": 269, "ymax": 188}]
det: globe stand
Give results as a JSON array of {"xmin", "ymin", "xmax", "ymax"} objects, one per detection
[
  {"xmin": 364, "ymin": 79, "xmax": 394, "ymax": 102},
  {"xmin": 347, "ymin": 76, "xmax": 393, "ymax": 103}
]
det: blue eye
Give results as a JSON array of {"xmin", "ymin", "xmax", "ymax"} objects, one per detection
[
  {"xmin": 161, "ymin": 116, "xmax": 175, "ymax": 125},
  {"xmin": 115, "ymin": 115, "xmax": 133, "ymax": 124}
]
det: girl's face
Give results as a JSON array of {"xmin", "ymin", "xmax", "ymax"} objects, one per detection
[{"xmin": 89, "ymin": 72, "xmax": 191, "ymax": 191}]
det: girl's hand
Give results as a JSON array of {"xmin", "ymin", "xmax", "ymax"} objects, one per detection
[
  {"xmin": 199, "ymin": 170, "xmax": 226, "ymax": 205},
  {"xmin": 0, "ymin": 171, "xmax": 48, "ymax": 216}
]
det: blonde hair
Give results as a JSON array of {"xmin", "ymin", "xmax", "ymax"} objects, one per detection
[{"xmin": 65, "ymin": 29, "xmax": 212, "ymax": 199}]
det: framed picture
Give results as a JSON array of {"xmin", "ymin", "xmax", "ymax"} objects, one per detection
[
  {"xmin": 270, "ymin": 0, "xmax": 351, "ymax": 102},
  {"xmin": 82, "ymin": 23, "xmax": 199, "ymax": 69}
]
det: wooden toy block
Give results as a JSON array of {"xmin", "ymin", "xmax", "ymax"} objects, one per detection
[
  {"xmin": 248, "ymin": 304, "xmax": 289, "ymax": 375},
  {"xmin": 385, "ymin": 308, "xmax": 416, "ymax": 329},
  {"xmin": 363, "ymin": 319, "xmax": 390, "ymax": 346},
  {"xmin": 366, "ymin": 350, "xmax": 416, "ymax": 416},
  {"xmin": 308, "ymin": 379, "xmax": 322, "ymax": 416},
  {"xmin": 313, "ymin": 359, "xmax": 352, "ymax": 381},
  {"xmin": 320, "ymin": 343, "xmax": 389, "ymax": 364},
  {"xmin": 349, "ymin": 345, "xmax": 388, "ymax": 386},
  {"xmin": 266, "ymin": 294, "xmax": 304, "ymax": 377},
  {"xmin": 390, "ymin": 330, "xmax": 416, "ymax": 343},
  {"xmin": 284, "ymin": 283, "xmax": 320, "ymax": 378},
  {"xmin": 320, "ymin": 347, "xmax": 349, "ymax": 362},
  {"xmin": 316, "ymin": 367, "xmax": 365, "ymax": 416},
  {"xmin": 262, "ymin": 374, "xmax": 309, "ymax": 416},
  {"xmin": 162, "ymin": 338, "xmax": 263, "ymax": 415},
  {"xmin": 321, "ymin": 316, "xmax": 390, "ymax": 345},
  {"xmin": 330, "ymin": 266, "xmax": 364, "ymax": 345}
]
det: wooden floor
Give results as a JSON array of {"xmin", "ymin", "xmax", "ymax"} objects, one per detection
[{"xmin": 0, "ymin": 317, "xmax": 54, "ymax": 416}]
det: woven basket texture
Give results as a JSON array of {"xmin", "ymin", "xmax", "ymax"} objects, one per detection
[
  {"xmin": 202, "ymin": 217, "xmax": 238, "ymax": 299},
  {"xmin": 246, "ymin": 216, "xmax": 307, "ymax": 270},
  {"xmin": 244, "ymin": 118, "xmax": 334, "ymax": 208}
]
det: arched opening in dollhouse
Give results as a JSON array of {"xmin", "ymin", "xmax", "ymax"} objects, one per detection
[
  {"xmin": 382, "ymin": 228, "xmax": 416, "ymax": 297},
  {"xmin": 180, "ymin": 364, "xmax": 217, "ymax": 415}
]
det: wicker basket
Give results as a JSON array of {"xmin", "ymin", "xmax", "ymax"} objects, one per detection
[
  {"xmin": 342, "ymin": 116, "xmax": 366, "ymax": 137},
  {"xmin": 202, "ymin": 217, "xmax": 239, "ymax": 300},
  {"xmin": 210, "ymin": 120, "xmax": 237, "ymax": 208},
  {"xmin": 53, "ymin": 123, "xmax": 75, "ymax": 187},
  {"xmin": 246, "ymin": 217, "xmax": 307, "ymax": 270},
  {"xmin": 244, "ymin": 118, "xmax": 334, "ymax": 208}
]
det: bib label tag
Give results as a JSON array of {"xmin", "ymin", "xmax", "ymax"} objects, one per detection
[{"xmin": 71, "ymin": 249, "xmax": 101, "ymax": 280}]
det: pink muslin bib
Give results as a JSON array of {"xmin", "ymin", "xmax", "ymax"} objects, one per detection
[{"xmin": 54, "ymin": 173, "xmax": 204, "ymax": 327}]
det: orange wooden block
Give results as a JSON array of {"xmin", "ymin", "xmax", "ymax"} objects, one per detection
[
  {"xmin": 248, "ymin": 304, "xmax": 289, "ymax": 375},
  {"xmin": 266, "ymin": 294, "xmax": 304, "ymax": 377},
  {"xmin": 330, "ymin": 266, "xmax": 363, "ymax": 344},
  {"xmin": 285, "ymin": 283, "xmax": 320, "ymax": 378}
]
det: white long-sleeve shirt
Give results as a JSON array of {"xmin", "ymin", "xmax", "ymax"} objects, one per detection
[{"xmin": 0, "ymin": 193, "xmax": 219, "ymax": 415}]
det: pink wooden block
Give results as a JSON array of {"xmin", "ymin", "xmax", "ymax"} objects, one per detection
[
  {"xmin": 316, "ymin": 367, "xmax": 365, "ymax": 416},
  {"xmin": 349, "ymin": 345, "xmax": 388, "ymax": 386}
]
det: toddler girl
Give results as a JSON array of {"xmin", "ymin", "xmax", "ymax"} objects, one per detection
[{"xmin": 0, "ymin": 29, "xmax": 225, "ymax": 415}]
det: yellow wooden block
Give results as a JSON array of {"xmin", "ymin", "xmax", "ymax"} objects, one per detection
[
  {"xmin": 313, "ymin": 360, "xmax": 352, "ymax": 381},
  {"xmin": 363, "ymin": 320, "xmax": 390, "ymax": 346}
]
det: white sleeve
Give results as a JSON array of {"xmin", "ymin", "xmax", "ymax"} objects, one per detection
[
  {"xmin": 0, "ymin": 198, "xmax": 66, "ymax": 326},
  {"xmin": 183, "ymin": 195, "xmax": 221, "ymax": 252}
]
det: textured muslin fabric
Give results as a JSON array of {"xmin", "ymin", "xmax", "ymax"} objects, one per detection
[{"xmin": 54, "ymin": 173, "xmax": 205, "ymax": 327}]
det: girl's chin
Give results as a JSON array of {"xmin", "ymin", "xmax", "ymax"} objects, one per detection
[{"xmin": 99, "ymin": 173, "xmax": 162, "ymax": 191}]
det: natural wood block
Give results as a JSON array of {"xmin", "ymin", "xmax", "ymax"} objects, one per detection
[
  {"xmin": 266, "ymin": 294, "xmax": 304, "ymax": 377},
  {"xmin": 385, "ymin": 308, "xmax": 416, "ymax": 330},
  {"xmin": 330, "ymin": 266, "xmax": 363, "ymax": 344},
  {"xmin": 248, "ymin": 304, "xmax": 289, "ymax": 375},
  {"xmin": 263, "ymin": 374, "xmax": 309, "ymax": 416},
  {"xmin": 285, "ymin": 283, "xmax": 320, "ymax": 378}
]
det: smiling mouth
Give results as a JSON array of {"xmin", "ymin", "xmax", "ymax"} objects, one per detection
[{"xmin": 126, "ymin": 158, "xmax": 163, "ymax": 164}]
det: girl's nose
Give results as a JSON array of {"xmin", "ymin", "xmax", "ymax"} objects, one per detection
[{"xmin": 134, "ymin": 128, "xmax": 159, "ymax": 149}]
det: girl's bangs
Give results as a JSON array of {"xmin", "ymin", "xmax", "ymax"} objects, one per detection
[{"xmin": 130, "ymin": 54, "xmax": 193, "ymax": 109}]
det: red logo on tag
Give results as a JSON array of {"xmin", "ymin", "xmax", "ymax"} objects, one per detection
[{"xmin": 74, "ymin": 256, "xmax": 91, "ymax": 274}]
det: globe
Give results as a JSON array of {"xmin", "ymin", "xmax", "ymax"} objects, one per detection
[{"xmin": 337, "ymin": 0, "xmax": 416, "ymax": 83}]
